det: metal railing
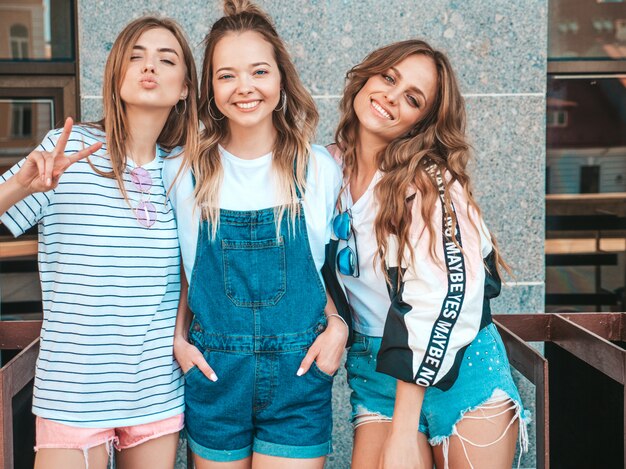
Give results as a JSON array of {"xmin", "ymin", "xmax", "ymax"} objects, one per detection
[{"xmin": 3, "ymin": 314, "xmax": 626, "ymax": 468}]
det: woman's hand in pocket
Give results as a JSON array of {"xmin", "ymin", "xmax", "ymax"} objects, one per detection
[
  {"xmin": 174, "ymin": 336, "xmax": 218, "ymax": 382},
  {"xmin": 297, "ymin": 316, "xmax": 348, "ymax": 376}
]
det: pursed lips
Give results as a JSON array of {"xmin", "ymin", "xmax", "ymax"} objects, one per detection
[{"xmin": 139, "ymin": 76, "xmax": 158, "ymax": 88}]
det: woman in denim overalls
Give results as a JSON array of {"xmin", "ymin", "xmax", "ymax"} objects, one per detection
[{"xmin": 163, "ymin": 1, "xmax": 348, "ymax": 468}]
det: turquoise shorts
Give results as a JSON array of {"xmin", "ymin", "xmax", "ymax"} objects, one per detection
[{"xmin": 346, "ymin": 323, "xmax": 530, "ymax": 444}]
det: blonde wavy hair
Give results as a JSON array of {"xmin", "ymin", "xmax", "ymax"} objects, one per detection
[
  {"xmin": 190, "ymin": 0, "xmax": 318, "ymax": 236},
  {"xmin": 335, "ymin": 39, "xmax": 509, "ymax": 279},
  {"xmin": 87, "ymin": 16, "xmax": 198, "ymax": 202}
]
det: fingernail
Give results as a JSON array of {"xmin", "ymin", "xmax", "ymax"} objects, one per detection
[
  {"xmin": 209, "ymin": 373, "xmax": 218, "ymax": 382},
  {"xmin": 46, "ymin": 178, "xmax": 51, "ymax": 186},
  {"xmin": 296, "ymin": 367, "xmax": 304, "ymax": 376}
]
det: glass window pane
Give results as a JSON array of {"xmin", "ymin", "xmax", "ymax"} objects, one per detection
[
  {"xmin": 0, "ymin": 0, "xmax": 74, "ymax": 61},
  {"xmin": 547, "ymin": 76, "xmax": 626, "ymax": 194},
  {"xmin": 0, "ymin": 98, "xmax": 54, "ymax": 173},
  {"xmin": 546, "ymin": 76, "xmax": 626, "ymax": 312},
  {"xmin": 549, "ymin": 0, "xmax": 626, "ymax": 61}
]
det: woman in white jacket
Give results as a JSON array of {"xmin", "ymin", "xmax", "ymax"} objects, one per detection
[{"xmin": 326, "ymin": 39, "xmax": 529, "ymax": 469}]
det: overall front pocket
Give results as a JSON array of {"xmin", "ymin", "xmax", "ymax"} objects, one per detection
[{"xmin": 222, "ymin": 236, "xmax": 286, "ymax": 307}]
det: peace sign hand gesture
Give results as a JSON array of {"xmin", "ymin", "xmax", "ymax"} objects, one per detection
[{"xmin": 16, "ymin": 117, "xmax": 103, "ymax": 193}]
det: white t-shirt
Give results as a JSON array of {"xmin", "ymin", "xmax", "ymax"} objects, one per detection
[
  {"xmin": 163, "ymin": 145, "xmax": 342, "ymax": 283},
  {"xmin": 338, "ymin": 171, "xmax": 391, "ymax": 337},
  {"xmin": 220, "ymin": 147, "xmax": 277, "ymax": 210}
]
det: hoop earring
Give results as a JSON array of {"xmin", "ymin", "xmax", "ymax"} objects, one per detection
[
  {"xmin": 175, "ymin": 99, "xmax": 187, "ymax": 115},
  {"xmin": 274, "ymin": 89, "xmax": 287, "ymax": 112},
  {"xmin": 208, "ymin": 96, "xmax": 225, "ymax": 121}
]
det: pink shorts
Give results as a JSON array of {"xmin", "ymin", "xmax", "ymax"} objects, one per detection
[{"xmin": 35, "ymin": 413, "xmax": 184, "ymax": 453}]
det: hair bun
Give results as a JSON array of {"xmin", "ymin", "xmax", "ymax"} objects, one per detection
[{"xmin": 223, "ymin": 0, "xmax": 267, "ymax": 18}]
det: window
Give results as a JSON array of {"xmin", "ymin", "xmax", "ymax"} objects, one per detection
[
  {"xmin": 580, "ymin": 165, "xmax": 600, "ymax": 193},
  {"xmin": 0, "ymin": 1, "xmax": 78, "ymax": 323},
  {"xmin": 9, "ymin": 24, "xmax": 29, "ymax": 59},
  {"xmin": 547, "ymin": 109, "xmax": 569, "ymax": 127},
  {"xmin": 0, "ymin": 1, "xmax": 75, "ymax": 64},
  {"xmin": 546, "ymin": 1, "xmax": 626, "ymax": 313},
  {"xmin": 546, "ymin": 77, "xmax": 626, "ymax": 195},
  {"xmin": 0, "ymin": 0, "xmax": 78, "ymax": 173},
  {"xmin": 549, "ymin": 0, "xmax": 626, "ymax": 62},
  {"xmin": 0, "ymin": 98, "xmax": 54, "ymax": 172},
  {"xmin": 11, "ymin": 103, "xmax": 33, "ymax": 138}
]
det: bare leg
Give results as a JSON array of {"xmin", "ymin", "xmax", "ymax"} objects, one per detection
[
  {"xmin": 352, "ymin": 421, "xmax": 391, "ymax": 469},
  {"xmin": 251, "ymin": 454, "xmax": 325, "ymax": 469},
  {"xmin": 116, "ymin": 432, "xmax": 179, "ymax": 469},
  {"xmin": 432, "ymin": 400, "xmax": 519, "ymax": 469},
  {"xmin": 353, "ymin": 421, "xmax": 432, "ymax": 469},
  {"xmin": 193, "ymin": 455, "xmax": 252, "ymax": 469},
  {"xmin": 34, "ymin": 444, "xmax": 109, "ymax": 469}
]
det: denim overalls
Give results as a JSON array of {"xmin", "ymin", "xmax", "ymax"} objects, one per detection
[{"xmin": 184, "ymin": 204, "xmax": 334, "ymax": 462}]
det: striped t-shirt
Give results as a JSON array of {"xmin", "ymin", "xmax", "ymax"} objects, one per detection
[{"xmin": 0, "ymin": 125, "xmax": 184, "ymax": 427}]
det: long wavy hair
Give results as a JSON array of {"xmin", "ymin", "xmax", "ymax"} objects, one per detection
[
  {"xmin": 90, "ymin": 16, "xmax": 199, "ymax": 202},
  {"xmin": 191, "ymin": 0, "xmax": 318, "ymax": 236},
  {"xmin": 335, "ymin": 39, "xmax": 509, "ymax": 279}
]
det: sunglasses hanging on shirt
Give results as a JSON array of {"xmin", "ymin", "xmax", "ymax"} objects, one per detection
[
  {"xmin": 333, "ymin": 209, "xmax": 360, "ymax": 277},
  {"xmin": 129, "ymin": 167, "xmax": 157, "ymax": 228}
]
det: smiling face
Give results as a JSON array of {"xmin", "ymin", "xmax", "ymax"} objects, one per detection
[
  {"xmin": 119, "ymin": 27, "xmax": 188, "ymax": 111},
  {"xmin": 353, "ymin": 54, "xmax": 438, "ymax": 144},
  {"xmin": 211, "ymin": 31, "xmax": 281, "ymax": 133}
]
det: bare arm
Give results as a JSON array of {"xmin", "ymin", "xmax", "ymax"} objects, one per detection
[
  {"xmin": 391, "ymin": 381, "xmax": 424, "ymax": 436},
  {"xmin": 0, "ymin": 177, "xmax": 31, "ymax": 216},
  {"xmin": 173, "ymin": 270, "xmax": 193, "ymax": 343},
  {"xmin": 297, "ymin": 288, "xmax": 349, "ymax": 376},
  {"xmin": 172, "ymin": 267, "xmax": 217, "ymax": 381},
  {"xmin": 0, "ymin": 117, "xmax": 101, "ymax": 217},
  {"xmin": 379, "ymin": 381, "xmax": 429, "ymax": 469}
]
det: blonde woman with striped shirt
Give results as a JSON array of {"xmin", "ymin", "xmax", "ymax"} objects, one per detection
[{"xmin": 0, "ymin": 16, "xmax": 197, "ymax": 469}]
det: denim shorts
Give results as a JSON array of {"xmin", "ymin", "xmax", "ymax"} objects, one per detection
[
  {"xmin": 346, "ymin": 323, "xmax": 529, "ymax": 444},
  {"xmin": 184, "ymin": 324, "xmax": 333, "ymax": 462}
]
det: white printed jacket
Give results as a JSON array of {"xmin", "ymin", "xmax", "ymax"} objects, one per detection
[{"xmin": 322, "ymin": 145, "xmax": 501, "ymax": 390}]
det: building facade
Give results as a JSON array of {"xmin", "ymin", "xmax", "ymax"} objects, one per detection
[{"xmin": 1, "ymin": 1, "xmax": 554, "ymax": 467}]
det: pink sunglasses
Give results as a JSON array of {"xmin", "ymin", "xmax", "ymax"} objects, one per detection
[{"xmin": 130, "ymin": 167, "xmax": 157, "ymax": 228}]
